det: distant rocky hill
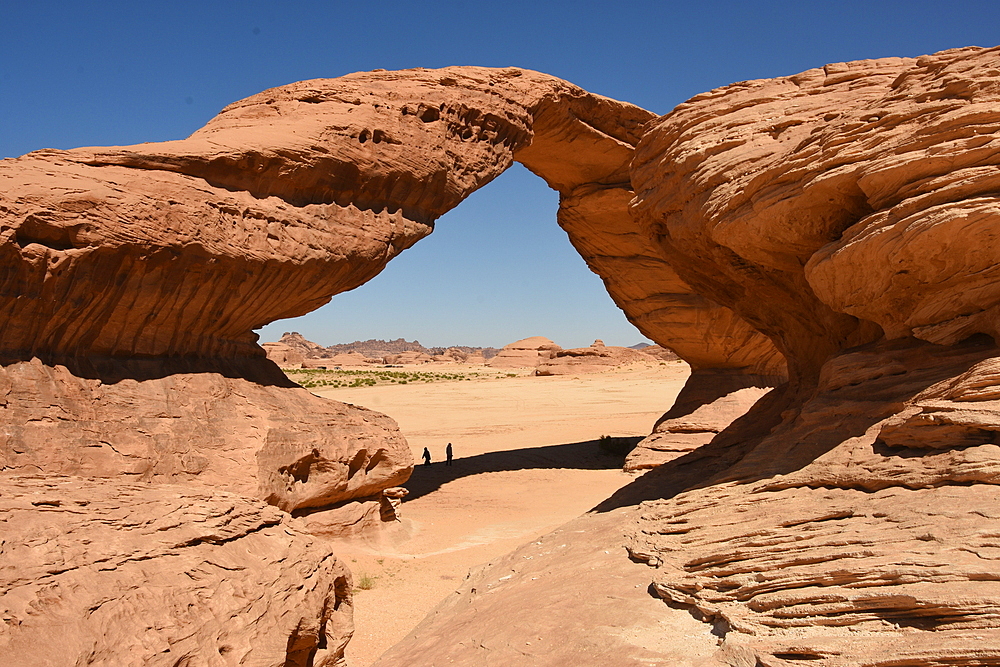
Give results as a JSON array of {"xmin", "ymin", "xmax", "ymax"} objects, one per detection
[{"xmin": 276, "ymin": 332, "xmax": 498, "ymax": 360}]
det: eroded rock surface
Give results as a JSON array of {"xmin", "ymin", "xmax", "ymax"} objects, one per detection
[
  {"xmin": 622, "ymin": 45, "xmax": 1000, "ymax": 664},
  {"xmin": 0, "ymin": 65, "xmax": 774, "ymax": 666},
  {"xmin": 10, "ymin": 50, "xmax": 1000, "ymax": 665},
  {"xmin": 535, "ymin": 339, "xmax": 650, "ymax": 375},
  {"xmin": 0, "ymin": 476, "xmax": 353, "ymax": 667},
  {"xmin": 624, "ymin": 368, "xmax": 775, "ymax": 471},
  {"xmin": 487, "ymin": 335, "xmax": 562, "ymax": 368}
]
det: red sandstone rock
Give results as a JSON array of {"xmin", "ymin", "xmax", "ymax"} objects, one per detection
[
  {"xmin": 624, "ymin": 369, "xmax": 773, "ymax": 471},
  {"xmin": 431, "ymin": 347, "xmax": 470, "ymax": 363},
  {"xmin": 638, "ymin": 344, "xmax": 680, "ymax": 362},
  {"xmin": 15, "ymin": 53, "xmax": 1000, "ymax": 665},
  {"xmin": 0, "ymin": 476, "xmax": 353, "ymax": 667},
  {"xmin": 262, "ymin": 341, "xmax": 306, "ymax": 367},
  {"xmin": 383, "ymin": 350, "xmax": 433, "ymax": 365},
  {"xmin": 535, "ymin": 339, "xmax": 650, "ymax": 375},
  {"xmin": 278, "ymin": 332, "xmax": 333, "ymax": 359},
  {"xmin": 622, "ymin": 45, "xmax": 1000, "ymax": 665},
  {"xmin": 487, "ymin": 336, "xmax": 562, "ymax": 368}
]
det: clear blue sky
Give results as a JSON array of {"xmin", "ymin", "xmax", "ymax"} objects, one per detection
[{"xmin": 3, "ymin": 1, "xmax": 998, "ymax": 348}]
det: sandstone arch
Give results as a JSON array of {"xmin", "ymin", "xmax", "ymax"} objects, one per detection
[
  {"xmin": 0, "ymin": 66, "xmax": 782, "ymax": 504},
  {"xmin": 9, "ymin": 49, "xmax": 1000, "ymax": 666},
  {"xmin": 0, "ymin": 65, "xmax": 786, "ymax": 666}
]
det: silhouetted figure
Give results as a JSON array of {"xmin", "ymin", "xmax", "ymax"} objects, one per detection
[
  {"xmin": 446, "ymin": 442, "xmax": 453, "ymax": 466},
  {"xmin": 422, "ymin": 447, "xmax": 432, "ymax": 466}
]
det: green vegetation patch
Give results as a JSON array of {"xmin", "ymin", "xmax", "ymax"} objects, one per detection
[{"xmin": 284, "ymin": 367, "xmax": 514, "ymax": 389}]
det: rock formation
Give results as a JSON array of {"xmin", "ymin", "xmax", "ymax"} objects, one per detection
[
  {"xmin": 431, "ymin": 347, "xmax": 471, "ymax": 363},
  {"xmin": 535, "ymin": 339, "xmax": 650, "ymax": 375},
  {"xmin": 487, "ymin": 336, "xmax": 562, "ymax": 368},
  {"xmin": 383, "ymin": 350, "xmax": 433, "ymax": 365},
  {"xmin": 262, "ymin": 341, "xmax": 305, "ymax": 367},
  {"xmin": 279, "ymin": 332, "xmax": 333, "ymax": 359},
  {"xmin": 302, "ymin": 352, "xmax": 377, "ymax": 367},
  {"xmin": 624, "ymin": 369, "xmax": 772, "ymax": 471},
  {"xmin": 618, "ymin": 45, "xmax": 1000, "ymax": 665},
  {"xmin": 638, "ymin": 344, "xmax": 679, "ymax": 362},
  {"xmin": 0, "ymin": 476, "xmax": 353, "ymax": 667},
  {"xmin": 0, "ymin": 65, "xmax": 687, "ymax": 663},
  {"xmin": 10, "ymin": 48, "xmax": 1000, "ymax": 664}
]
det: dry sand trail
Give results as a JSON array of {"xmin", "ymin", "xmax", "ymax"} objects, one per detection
[{"xmin": 310, "ymin": 361, "xmax": 690, "ymax": 666}]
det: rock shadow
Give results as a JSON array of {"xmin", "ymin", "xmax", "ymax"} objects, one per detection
[
  {"xmin": 402, "ymin": 437, "xmax": 642, "ymax": 502},
  {"xmin": 592, "ymin": 335, "xmax": 1000, "ymax": 514},
  {"xmin": 0, "ymin": 352, "xmax": 299, "ymax": 387}
]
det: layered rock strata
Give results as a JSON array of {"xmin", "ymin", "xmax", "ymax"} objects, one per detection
[
  {"xmin": 623, "ymin": 368, "xmax": 774, "ymax": 471},
  {"xmin": 0, "ymin": 65, "xmax": 776, "ymax": 663},
  {"xmin": 487, "ymin": 335, "xmax": 562, "ymax": 368},
  {"xmin": 13, "ymin": 50, "xmax": 998, "ymax": 664},
  {"xmin": 535, "ymin": 339, "xmax": 650, "ymax": 375},
  {"xmin": 622, "ymin": 45, "xmax": 1000, "ymax": 664}
]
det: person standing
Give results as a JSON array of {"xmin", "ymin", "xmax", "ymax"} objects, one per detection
[
  {"xmin": 422, "ymin": 447, "xmax": 432, "ymax": 466},
  {"xmin": 446, "ymin": 442, "xmax": 453, "ymax": 466}
]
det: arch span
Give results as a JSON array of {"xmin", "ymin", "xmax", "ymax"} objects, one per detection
[{"xmin": 0, "ymin": 66, "xmax": 783, "ymax": 505}]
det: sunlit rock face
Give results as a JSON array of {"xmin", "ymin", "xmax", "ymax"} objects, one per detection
[
  {"xmin": 13, "ymin": 47, "xmax": 1000, "ymax": 665},
  {"xmin": 0, "ymin": 65, "xmax": 781, "ymax": 665},
  {"xmin": 623, "ymin": 45, "xmax": 1000, "ymax": 664},
  {"xmin": 0, "ymin": 477, "xmax": 354, "ymax": 667}
]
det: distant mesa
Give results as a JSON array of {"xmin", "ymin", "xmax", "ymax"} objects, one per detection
[
  {"xmin": 536, "ymin": 339, "xmax": 655, "ymax": 375},
  {"xmin": 486, "ymin": 336, "xmax": 562, "ymax": 369},
  {"xmin": 270, "ymin": 332, "xmax": 498, "ymax": 367},
  {"xmin": 268, "ymin": 332, "xmax": 667, "ymax": 372}
]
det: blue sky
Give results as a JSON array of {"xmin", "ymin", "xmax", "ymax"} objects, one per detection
[{"xmin": 3, "ymin": 1, "xmax": 998, "ymax": 348}]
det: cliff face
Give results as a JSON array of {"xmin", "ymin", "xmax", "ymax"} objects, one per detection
[{"xmin": 622, "ymin": 46, "xmax": 1000, "ymax": 665}]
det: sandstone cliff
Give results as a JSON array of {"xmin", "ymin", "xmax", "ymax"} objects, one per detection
[{"xmin": 620, "ymin": 45, "xmax": 1000, "ymax": 665}]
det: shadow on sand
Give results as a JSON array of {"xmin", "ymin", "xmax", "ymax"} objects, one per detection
[{"xmin": 402, "ymin": 437, "xmax": 642, "ymax": 502}]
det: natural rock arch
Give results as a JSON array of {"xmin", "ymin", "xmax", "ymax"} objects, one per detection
[
  {"xmin": 0, "ymin": 66, "xmax": 781, "ymax": 506},
  {"xmin": 6, "ymin": 48, "xmax": 1000, "ymax": 666}
]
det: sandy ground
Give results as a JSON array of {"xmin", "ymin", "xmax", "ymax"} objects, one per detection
[{"xmin": 311, "ymin": 360, "xmax": 690, "ymax": 667}]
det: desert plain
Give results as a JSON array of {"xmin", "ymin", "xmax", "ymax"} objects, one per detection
[{"xmin": 310, "ymin": 360, "xmax": 690, "ymax": 666}]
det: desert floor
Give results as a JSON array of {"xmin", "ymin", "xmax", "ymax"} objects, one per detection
[{"xmin": 311, "ymin": 360, "xmax": 690, "ymax": 666}]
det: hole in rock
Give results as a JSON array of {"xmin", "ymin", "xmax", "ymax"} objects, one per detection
[
  {"xmin": 347, "ymin": 449, "xmax": 368, "ymax": 479},
  {"xmin": 15, "ymin": 216, "xmax": 81, "ymax": 251}
]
